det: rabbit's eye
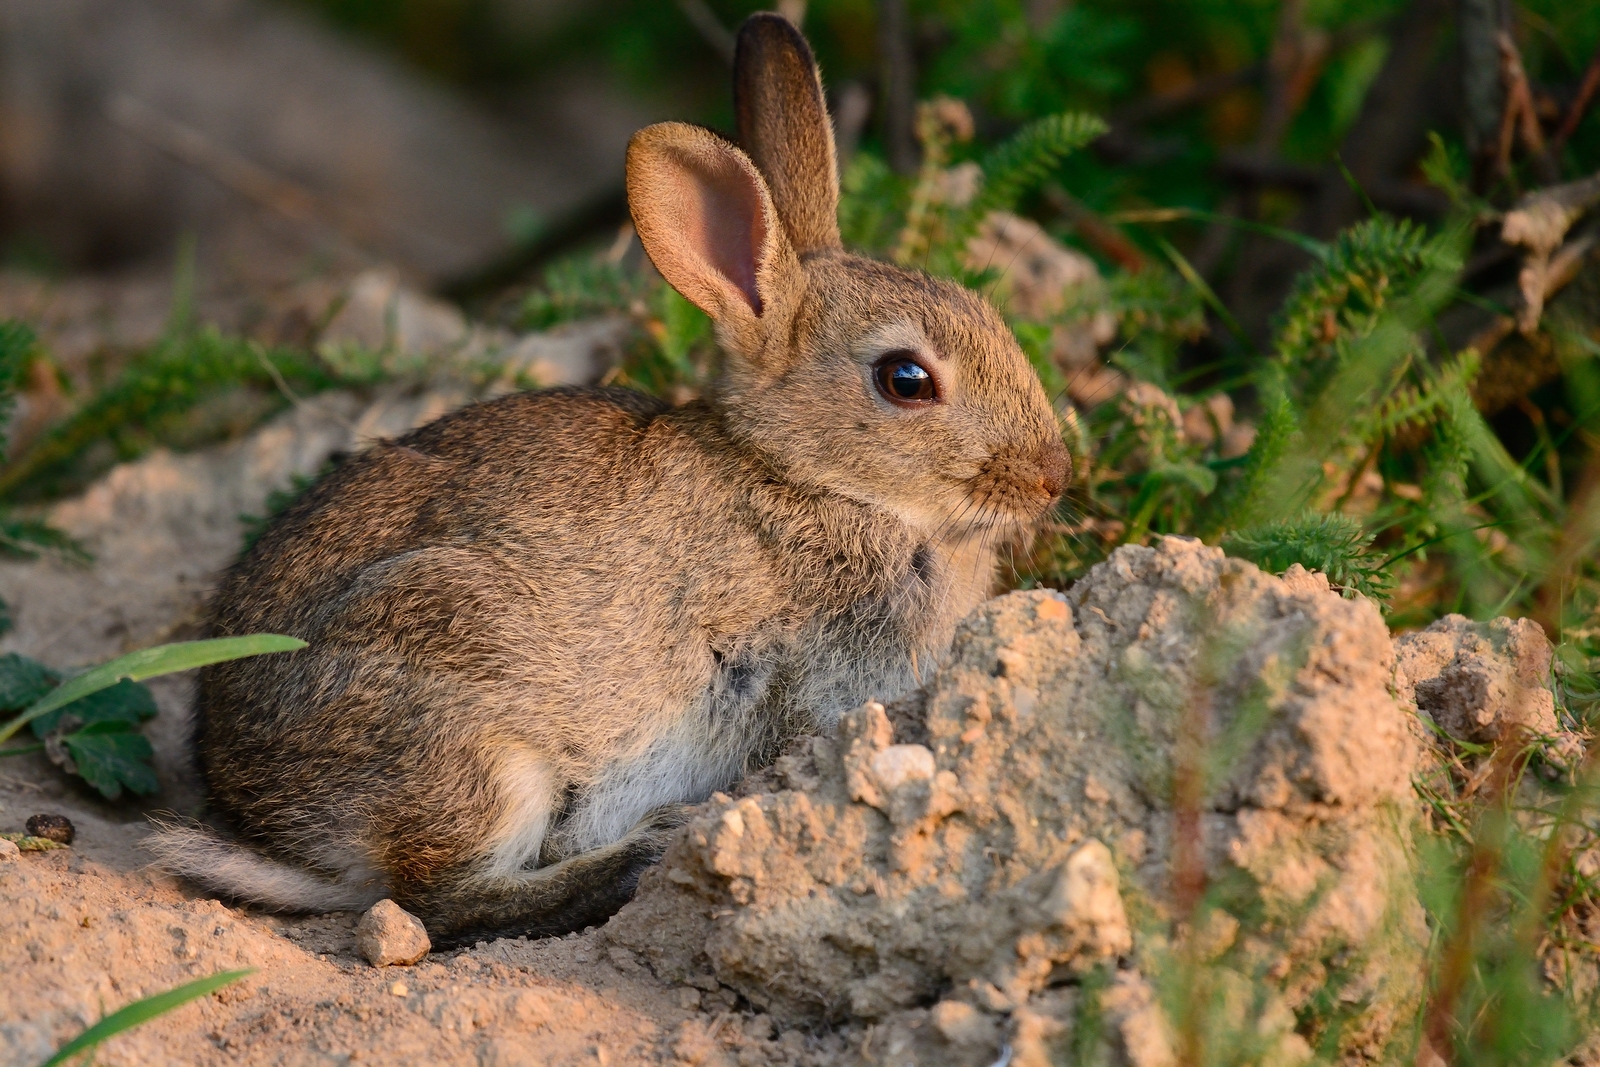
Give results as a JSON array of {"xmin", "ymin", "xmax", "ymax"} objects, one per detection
[{"xmin": 874, "ymin": 354, "xmax": 938, "ymax": 406}]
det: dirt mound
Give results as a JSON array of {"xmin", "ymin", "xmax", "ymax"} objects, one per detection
[{"xmin": 611, "ymin": 539, "xmax": 1429, "ymax": 1065}]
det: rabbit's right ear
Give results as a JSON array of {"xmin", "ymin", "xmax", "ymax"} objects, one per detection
[
  {"xmin": 627, "ymin": 122, "xmax": 801, "ymax": 354},
  {"xmin": 734, "ymin": 13, "xmax": 841, "ymax": 255}
]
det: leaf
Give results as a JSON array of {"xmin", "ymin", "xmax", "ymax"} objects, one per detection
[
  {"xmin": 40, "ymin": 969, "xmax": 253, "ymax": 1067},
  {"xmin": 0, "ymin": 515, "xmax": 89, "ymax": 563},
  {"xmin": 31, "ymin": 678, "xmax": 159, "ymax": 737},
  {"xmin": 0, "ymin": 831, "xmax": 67, "ymax": 850},
  {"xmin": 0, "ymin": 651, "xmax": 58, "ymax": 711},
  {"xmin": 0, "ymin": 634, "xmax": 306, "ymax": 745},
  {"xmin": 61, "ymin": 721, "xmax": 158, "ymax": 799},
  {"xmin": 938, "ymin": 112, "xmax": 1107, "ymax": 259},
  {"xmin": 0, "ymin": 328, "xmax": 341, "ymax": 501}
]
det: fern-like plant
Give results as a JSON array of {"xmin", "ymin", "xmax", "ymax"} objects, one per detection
[{"xmin": 1222, "ymin": 512, "xmax": 1394, "ymax": 601}]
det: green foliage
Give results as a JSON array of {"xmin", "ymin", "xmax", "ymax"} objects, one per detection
[
  {"xmin": 0, "ymin": 319, "xmax": 32, "ymax": 450},
  {"xmin": 0, "ymin": 654, "xmax": 161, "ymax": 799},
  {"xmin": 56, "ymin": 720, "xmax": 160, "ymax": 799},
  {"xmin": 518, "ymin": 255, "xmax": 646, "ymax": 331},
  {"xmin": 1222, "ymin": 511, "xmax": 1393, "ymax": 600},
  {"xmin": 41, "ymin": 969, "xmax": 253, "ymax": 1067},
  {"xmin": 1272, "ymin": 217, "xmax": 1451, "ymax": 400},
  {"xmin": 862, "ymin": 108, "xmax": 1106, "ymax": 279},
  {"xmin": 945, "ymin": 111, "xmax": 1108, "ymax": 252},
  {"xmin": 0, "ymin": 322, "xmax": 85, "ymax": 634},
  {"xmin": 0, "ymin": 328, "xmax": 344, "ymax": 503},
  {"xmin": 838, "ymin": 153, "xmax": 906, "ymax": 255},
  {"xmin": 0, "ymin": 635, "xmax": 307, "ymax": 799}
]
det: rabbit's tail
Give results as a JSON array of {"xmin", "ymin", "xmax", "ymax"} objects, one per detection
[{"xmin": 143, "ymin": 819, "xmax": 385, "ymax": 913}]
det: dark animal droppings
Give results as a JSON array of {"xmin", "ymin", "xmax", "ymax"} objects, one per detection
[{"xmin": 25, "ymin": 813, "xmax": 75, "ymax": 844}]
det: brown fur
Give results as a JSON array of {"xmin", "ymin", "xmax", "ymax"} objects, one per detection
[
  {"xmin": 734, "ymin": 13, "xmax": 841, "ymax": 255},
  {"xmin": 154, "ymin": 15, "xmax": 1069, "ymax": 945}
]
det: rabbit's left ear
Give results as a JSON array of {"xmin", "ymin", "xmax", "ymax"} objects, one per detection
[
  {"xmin": 734, "ymin": 13, "xmax": 841, "ymax": 256},
  {"xmin": 626, "ymin": 121, "xmax": 801, "ymax": 356}
]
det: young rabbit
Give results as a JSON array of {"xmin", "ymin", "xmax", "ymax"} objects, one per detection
[{"xmin": 148, "ymin": 13, "xmax": 1069, "ymax": 946}]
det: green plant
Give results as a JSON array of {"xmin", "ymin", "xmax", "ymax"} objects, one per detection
[
  {"xmin": 40, "ymin": 968, "xmax": 252, "ymax": 1067},
  {"xmin": 0, "ymin": 322, "xmax": 87, "ymax": 633},
  {"xmin": 0, "ymin": 635, "xmax": 306, "ymax": 799},
  {"xmin": 1222, "ymin": 511, "xmax": 1394, "ymax": 600},
  {"xmin": 0, "ymin": 328, "xmax": 347, "ymax": 503}
]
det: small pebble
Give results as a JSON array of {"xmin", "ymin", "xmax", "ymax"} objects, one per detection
[
  {"xmin": 25, "ymin": 813, "xmax": 74, "ymax": 845},
  {"xmin": 0, "ymin": 839, "xmax": 20, "ymax": 861},
  {"xmin": 389, "ymin": 981, "xmax": 409, "ymax": 997},
  {"xmin": 355, "ymin": 899, "xmax": 431, "ymax": 967}
]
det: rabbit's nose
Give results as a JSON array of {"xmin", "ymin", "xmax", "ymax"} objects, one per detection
[{"xmin": 1036, "ymin": 441, "xmax": 1071, "ymax": 498}]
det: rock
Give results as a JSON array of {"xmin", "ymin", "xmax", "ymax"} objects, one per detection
[
  {"xmin": 611, "ymin": 537, "xmax": 1427, "ymax": 1064},
  {"xmin": 965, "ymin": 211, "xmax": 1105, "ymax": 321},
  {"xmin": 24, "ymin": 813, "xmax": 74, "ymax": 844},
  {"xmin": 318, "ymin": 269, "xmax": 474, "ymax": 360},
  {"xmin": 356, "ymin": 899, "xmax": 431, "ymax": 967},
  {"xmin": 0, "ymin": 838, "xmax": 20, "ymax": 861},
  {"xmin": 929, "ymin": 1000, "xmax": 997, "ymax": 1048},
  {"xmin": 317, "ymin": 268, "xmax": 628, "ymax": 388},
  {"xmin": 1394, "ymin": 614, "xmax": 1558, "ymax": 744}
]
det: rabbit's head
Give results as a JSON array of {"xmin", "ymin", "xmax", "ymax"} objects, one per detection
[{"xmin": 626, "ymin": 14, "xmax": 1068, "ymax": 540}]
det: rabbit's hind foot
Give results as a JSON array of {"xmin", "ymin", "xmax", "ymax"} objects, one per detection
[{"xmin": 413, "ymin": 803, "xmax": 690, "ymax": 948}]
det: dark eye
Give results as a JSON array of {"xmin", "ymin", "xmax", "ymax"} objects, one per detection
[{"xmin": 873, "ymin": 353, "xmax": 938, "ymax": 406}]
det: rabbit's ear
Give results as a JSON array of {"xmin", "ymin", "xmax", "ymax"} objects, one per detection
[
  {"xmin": 626, "ymin": 122, "xmax": 799, "ymax": 338},
  {"xmin": 734, "ymin": 13, "xmax": 841, "ymax": 255}
]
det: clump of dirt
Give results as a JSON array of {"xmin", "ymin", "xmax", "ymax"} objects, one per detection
[
  {"xmin": 1394, "ymin": 614, "xmax": 1560, "ymax": 745},
  {"xmin": 611, "ymin": 538, "xmax": 1430, "ymax": 1066}
]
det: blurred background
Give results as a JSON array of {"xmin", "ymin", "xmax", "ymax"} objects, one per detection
[
  {"xmin": 0, "ymin": 0, "xmax": 1598, "ymax": 633},
  {"xmin": 5, "ymin": 0, "xmax": 1595, "ymax": 315}
]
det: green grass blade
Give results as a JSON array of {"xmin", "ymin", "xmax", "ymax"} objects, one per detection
[
  {"xmin": 0, "ymin": 635, "xmax": 305, "ymax": 745},
  {"xmin": 1155, "ymin": 237, "xmax": 1253, "ymax": 350},
  {"xmin": 39, "ymin": 969, "xmax": 252, "ymax": 1067},
  {"xmin": 1113, "ymin": 206, "xmax": 1329, "ymax": 258}
]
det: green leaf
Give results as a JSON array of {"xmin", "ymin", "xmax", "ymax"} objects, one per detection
[
  {"xmin": 62, "ymin": 721, "xmax": 158, "ymax": 799},
  {"xmin": 0, "ymin": 652, "xmax": 58, "ymax": 711},
  {"xmin": 40, "ymin": 969, "xmax": 252, "ymax": 1067},
  {"xmin": 0, "ymin": 515, "xmax": 89, "ymax": 564},
  {"xmin": 0, "ymin": 328, "xmax": 342, "ymax": 501},
  {"xmin": 0, "ymin": 634, "xmax": 306, "ymax": 745},
  {"xmin": 31, "ymin": 678, "xmax": 159, "ymax": 738}
]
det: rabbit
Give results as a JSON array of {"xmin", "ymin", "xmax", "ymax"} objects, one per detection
[{"xmin": 146, "ymin": 12, "xmax": 1070, "ymax": 947}]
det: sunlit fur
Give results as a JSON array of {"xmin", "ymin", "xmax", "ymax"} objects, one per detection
[{"xmin": 149, "ymin": 13, "xmax": 1069, "ymax": 945}]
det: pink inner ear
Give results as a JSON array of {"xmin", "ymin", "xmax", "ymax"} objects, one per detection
[{"xmin": 688, "ymin": 161, "xmax": 767, "ymax": 316}]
